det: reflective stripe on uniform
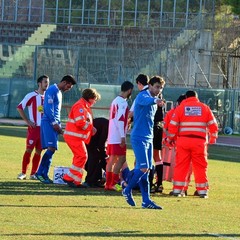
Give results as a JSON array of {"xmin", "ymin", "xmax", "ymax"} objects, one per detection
[
  {"xmin": 68, "ymin": 116, "xmax": 85, "ymax": 123},
  {"xmin": 173, "ymin": 181, "xmax": 186, "ymax": 186},
  {"xmin": 170, "ymin": 120, "xmax": 178, "ymax": 126},
  {"xmin": 67, "ymin": 171, "xmax": 82, "ymax": 182},
  {"xmin": 210, "ymin": 132, "xmax": 218, "ymax": 137},
  {"xmin": 64, "ymin": 130, "xmax": 88, "ymax": 139},
  {"xmin": 179, "ymin": 122, "xmax": 207, "ymax": 127},
  {"xmin": 195, "ymin": 182, "xmax": 209, "ymax": 188},
  {"xmin": 82, "ymin": 121, "xmax": 90, "ymax": 130},
  {"xmin": 179, "ymin": 127, "xmax": 206, "ymax": 133},
  {"xmin": 71, "ymin": 164, "xmax": 84, "ymax": 174},
  {"xmin": 207, "ymin": 119, "xmax": 217, "ymax": 125}
]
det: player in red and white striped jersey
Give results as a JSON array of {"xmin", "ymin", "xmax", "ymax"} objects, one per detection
[
  {"xmin": 105, "ymin": 81, "xmax": 134, "ymax": 190},
  {"xmin": 16, "ymin": 75, "xmax": 49, "ymax": 180}
]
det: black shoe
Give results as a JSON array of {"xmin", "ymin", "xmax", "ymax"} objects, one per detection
[
  {"xmin": 193, "ymin": 190, "xmax": 199, "ymax": 196},
  {"xmin": 169, "ymin": 191, "xmax": 186, "ymax": 197},
  {"xmin": 199, "ymin": 194, "xmax": 208, "ymax": 199},
  {"xmin": 155, "ymin": 185, "xmax": 163, "ymax": 193}
]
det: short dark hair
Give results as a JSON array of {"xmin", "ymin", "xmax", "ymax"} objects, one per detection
[
  {"xmin": 82, "ymin": 88, "xmax": 101, "ymax": 101},
  {"xmin": 185, "ymin": 90, "xmax": 198, "ymax": 98},
  {"xmin": 177, "ymin": 94, "xmax": 186, "ymax": 104},
  {"xmin": 61, "ymin": 75, "xmax": 77, "ymax": 85},
  {"xmin": 121, "ymin": 81, "xmax": 134, "ymax": 92},
  {"xmin": 37, "ymin": 75, "xmax": 49, "ymax": 83},
  {"xmin": 149, "ymin": 75, "xmax": 165, "ymax": 86},
  {"xmin": 136, "ymin": 74, "xmax": 149, "ymax": 86}
]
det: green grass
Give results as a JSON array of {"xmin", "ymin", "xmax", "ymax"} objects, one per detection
[{"xmin": 0, "ymin": 126, "xmax": 240, "ymax": 240}]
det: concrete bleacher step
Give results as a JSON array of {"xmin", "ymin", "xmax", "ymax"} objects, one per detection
[
  {"xmin": 0, "ymin": 24, "xmax": 56, "ymax": 77},
  {"xmin": 134, "ymin": 28, "xmax": 200, "ymax": 77}
]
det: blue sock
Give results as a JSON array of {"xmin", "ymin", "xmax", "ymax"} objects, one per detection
[
  {"xmin": 125, "ymin": 169, "xmax": 145, "ymax": 194},
  {"xmin": 138, "ymin": 172, "xmax": 150, "ymax": 203},
  {"xmin": 122, "ymin": 167, "xmax": 130, "ymax": 182},
  {"xmin": 41, "ymin": 150, "xmax": 54, "ymax": 178}
]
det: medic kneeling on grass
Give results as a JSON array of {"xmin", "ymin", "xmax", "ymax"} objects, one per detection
[{"xmin": 63, "ymin": 88, "xmax": 101, "ymax": 188}]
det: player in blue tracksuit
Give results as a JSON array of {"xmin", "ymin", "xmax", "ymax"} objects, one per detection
[
  {"xmin": 122, "ymin": 76, "xmax": 165, "ymax": 209},
  {"xmin": 36, "ymin": 75, "xmax": 76, "ymax": 184}
]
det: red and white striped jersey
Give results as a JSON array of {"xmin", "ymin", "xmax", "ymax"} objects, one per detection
[
  {"xmin": 17, "ymin": 91, "xmax": 44, "ymax": 126},
  {"xmin": 107, "ymin": 95, "xmax": 129, "ymax": 144}
]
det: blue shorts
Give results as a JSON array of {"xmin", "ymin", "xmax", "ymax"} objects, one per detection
[
  {"xmin": 41, "ymin": 120, "xmax": 59, "ymax": 149},
  {"xmin": 131, "ymin": 137, "xmax": 153, "ymax": 170}
]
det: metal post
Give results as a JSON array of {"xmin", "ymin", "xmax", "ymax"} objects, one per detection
[
  {"xmin": 1, "ymin": 0, "xmax": 4, "ymax": 21},
  {"xmin": 185, "ymin": 0, "xmax": 189, "ymax": 28},
  {"xmin": 134, "ymin": 0, "xmax": 138, "ymax": 27},
  {"xmin": 82, "ymin": 0, "xmax": 85, "ymax": 25},
  {"xmin": 28, "ymin": 0, "xmax": 32, "ymax": 22},
  {"xmin": 107, "ymin": 0, "xmax": 111, "ymax": 26},
  {"xmin": 42, "ymin": 0, "xmax": 45, "ymax": 23},
  {"xmin": 147, "ymin": 0, "xmax": 150, "ymax": 27},
  {"xmin": 55, "ymin": 0, "xmax": 59, "ymax": 24},
  {"xmin": 173, "ymin": 0, "xmax": 176, "ymax": 28},
  {"xmin": 160, "ymin": 0, "xmax": 163, "ymax": 27},
  {"xmin": 69, "ymin": 0, "xmax": 72, "ymax": 24},
  {"xmin": 14, "ymin": 0, "xmax": 18, "ymax": 22},
  {"xmin": 95, "ymin": 0, "xmax": 98, "ymax": 25},
  {"xmin": 121, "ymin": 0, "xmax": 124, "ymax": 26}
]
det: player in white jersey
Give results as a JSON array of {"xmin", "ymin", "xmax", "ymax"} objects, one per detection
[
  {"xmin": 105, "ymin": 81, "xmax": 134, "ymax": 190},
  {"xmin": 17, "ymin": 75, "xmax": 49, "ymax": 180}
]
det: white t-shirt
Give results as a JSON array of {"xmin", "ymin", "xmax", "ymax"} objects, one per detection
[{"xmin": 107, "ymin": 95, "xmax": 129, "ymax": 144}]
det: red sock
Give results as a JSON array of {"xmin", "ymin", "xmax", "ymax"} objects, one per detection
[
  {"xmin": 105, "ymin": 172, "xmax": 113, "ymax": 187},
  {"xmin": 30, "ymin": 153, "xmax": 41, "ymax": 175},
  {"xmin": 111, "ymin": 173, "xmax": 120, "ymax": 186},
  {"xmin": 22, "ymin": 151, "xmax": 31, "ymax": 174}
]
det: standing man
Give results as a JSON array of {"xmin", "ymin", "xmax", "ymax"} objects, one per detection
[
  {"xmin": 150, "ymin": 78, "xmax": 165, "ymax": 193},
  {"xmin": 36, "ymin": 75, "xmax": 76, "ymax": 184},
  {"xmin": 17, "ymin": 75, "xmax": 49, "ymax": 180},
  {"xmin": 105, "ymin": 81, "xmax": 134, "ymax": 190},
  {"xmin": 63, "ymin": 88, "xmax": 101, "ymax": 188},
  {"xmin": 166, "ymin": 90, "xmax": 218, "ymax": 198},
  {"xmin": 84, "ymin": 117, "xmax": 109, "ymax": 187},
  {"xmin": 122, "ymin": 76, "xmax": 164, "ymax": 210}
]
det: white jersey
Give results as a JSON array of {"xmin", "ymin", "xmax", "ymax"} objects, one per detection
[
  {"xmin": 17, "ymin": 90, "xmax": 44, "ymax": 126},
  {"xmin": 108, "ymin": 95, "xmax": 129, "ymax": 144}
]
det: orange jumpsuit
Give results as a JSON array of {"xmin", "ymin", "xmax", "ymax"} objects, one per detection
[
  {"xmin": 168, "ymin": 96, "xmax": 218, "ymax": 195},
  {"xmin": 63, "ymin": 98, "xmax": 93, "ymax": 186}
]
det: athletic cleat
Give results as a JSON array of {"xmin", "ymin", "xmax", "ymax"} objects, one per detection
[
  {"xmin": 193, "ymin": 190, "xmax": 199, "ymax": 196},
  {"xmin": 169, "ymin": 191, "xmax": 186, "ymax": 197},
  {"xmin": 43, "ymin": 177, "xmax": 53, "ymax": 184},
  {"xmin": 199, "ymin": 194, "xmax": 208, "ymax": 199},
  {"xmin": 122, "ymin": 189, "xmax": 136, "ymax": 206},
  {"xmin": 17, "ymin": 173, "xmax": 26, "ymax": 180},
  {"xmin": 114, "ymin": 184, "xmax": 122, "ymax": 192},
  {"xmin": 29, "ymin": 174, "xmax": 38, "ymax": 180},
  {"xmin": 142, "ymin": 201, "xmax": 163, "ymax": 210},
  {"xmin": 35, "ymin": 174, "xmax": 46, "ymax": 183}
]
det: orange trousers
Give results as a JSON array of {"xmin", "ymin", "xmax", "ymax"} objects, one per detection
[
  {"xmin": 172, "ymin": 137, "xmax": 209, "ymax": 195},
  {"xmin": 64, "ymin": 136, "xmax": 87, "ymax": 185}
]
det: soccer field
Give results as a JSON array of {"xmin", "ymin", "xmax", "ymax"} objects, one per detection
[{"xmin": 0, "ymin": 125, "xmax": 239, "ymax": 240}]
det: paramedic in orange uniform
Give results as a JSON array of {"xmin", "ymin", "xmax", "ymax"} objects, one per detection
[
  {"xmin": 166, "ymin": 90, "xmax": 218, "ymax": 198},
  {"xmin": 63, "ymin": 88, "xmax": 101, "ymax": 188}
]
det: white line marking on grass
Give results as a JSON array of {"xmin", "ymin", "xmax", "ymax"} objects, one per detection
[{"xmin": 208, "ymin": 233, "xmax": 239, "ymax": 239}]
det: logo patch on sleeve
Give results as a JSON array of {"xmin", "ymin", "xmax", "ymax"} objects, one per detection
[
  {"xmin": 185, "ymin": 106, "xmax": 202, "ymax": 116},
  {"xmin": 79, "ymin": 109, "xmax": 84, "ymax": 113}
]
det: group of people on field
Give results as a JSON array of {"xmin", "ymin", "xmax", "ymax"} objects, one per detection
[{"xmin": 17, "ymin": 73, "xmax": 218, "ymax": 210}]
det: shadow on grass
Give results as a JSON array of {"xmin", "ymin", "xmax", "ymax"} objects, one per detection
[
  {"xmin": 0, "ymin": 181, "xmax": 125, "ymax": 196},
  {"xmin": 1, "ymin": 231, "xmax": 240, "ymax": 238}
]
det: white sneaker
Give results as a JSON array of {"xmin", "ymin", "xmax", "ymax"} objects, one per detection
[
  {"xmin": 17, "ymin": 173, "xmax": 26, "ymax": 180},
  {"xmin": 29, "ymin": 174, "xmax": 38, "ymax": 180}
]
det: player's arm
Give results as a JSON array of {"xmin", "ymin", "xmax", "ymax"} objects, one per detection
[{"xmin": 17, "ymin": 108, "xmax": 36, "ymax": 128}]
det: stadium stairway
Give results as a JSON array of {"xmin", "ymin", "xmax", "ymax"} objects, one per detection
[
  {"xmin": 137, "ymin": 29, "xmax": 200, "ymax": 77},
  {"xmin": 0, "ymin": 24, "xmax": 56, "ymax": 78}
]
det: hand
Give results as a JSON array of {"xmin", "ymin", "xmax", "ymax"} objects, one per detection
[
  {"xmin": 27, "ymin": 120, "xmax": 36, "ymax": 128},
  {"xmin": 156, "ymin": 99, "xmax": 165, "ymax": 107},
  {"xmin": 92, "ymin": 127, "xmax": 97, "ymax": 136},
  {"xmin": 209, "ymin": 137, "xmax": 216, "ymax": 144},
  {"xmin": 120, "ymin": 137, "xmax": 126, "ymax": 148},
  {"xmin": 163, "ymin": 137, "xmax": 175, "ymax": 149},
  {"xmin": 53, "ymin": 124, "xmax": 63, "ymax": 134}
]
